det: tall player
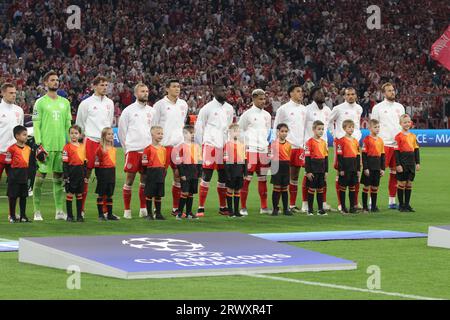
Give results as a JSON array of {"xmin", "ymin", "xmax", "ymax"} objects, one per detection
[
  {"xmin": 304, "ymin": 87, "xmax": 333, "ymax": 211},
  {"xmin": 76, "ymin": 76, "xmax": 114, "ymax": 216},
  {"xmin": 194, "ymin": 84, "xmax": 235, "ymax": 217},
  {"xmin": 118, "ymin": 83, "xmax": 155, "ymax": 219},
  {"xmin": 152, "ymin": 79, "xmax": 188, "ymax": 216},
  {"xmin": 0, "ymin": 83, "xmax": 24, "ymax": 180},
  {"xmin": 239, "ymin": 89, "xmax": 272, "ymax": 215},
  {"xmin": 328, "ymin": 87, "xmax": 363, "ymax": 211},
  {"xmin": 32, "ymin": 71, "xmax": 72, "ymax": 221},
  {"xmin": 273, "ymin": 85, "xmax": 307, "ymax": 214},
  {"xmin": 371, "ymin": 82, "xmax": 405, "ymax": 209}
]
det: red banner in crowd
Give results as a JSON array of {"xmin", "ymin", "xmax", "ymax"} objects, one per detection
[{"xmin": 431, "ymin": 25, "xmax": 450, "ymax": 71}]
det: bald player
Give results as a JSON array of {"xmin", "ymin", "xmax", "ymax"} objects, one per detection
[
  {"xmin": 303, "ymin": 86, "xmax": 333, "ymax": 212},
  {"xmin": 194, "ymin": 84, "xmax": 235, "ymax": 217},
  {"xmin": 118, "ymin": 83, "xmax": 155, "ymax": 219}
]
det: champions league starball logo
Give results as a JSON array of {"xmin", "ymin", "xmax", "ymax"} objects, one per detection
[
  {"xmin": 122, "ymin": 236, "xmax": 294, "ymax": 267},
  {"xmin": 122, "ymin": 238, "xmax": 204, "ymax": 252}
]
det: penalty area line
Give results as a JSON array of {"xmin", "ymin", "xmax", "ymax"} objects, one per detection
[{"xmin": 246, "ymin": 273, "xmax": 445, "ymax": 300}]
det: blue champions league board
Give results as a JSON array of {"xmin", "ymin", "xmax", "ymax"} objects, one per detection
[{"xmin": 19, "ymin": 232, "xmax": 356, "ymax": 279}]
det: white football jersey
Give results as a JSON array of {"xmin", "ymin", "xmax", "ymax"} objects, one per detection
[
  {"xmin": 273, "ymin": 99, "xmax": 307, "ymax": 148},
  {"xmin": 0, "ymin": 99, "xmax": 24, "ymax": 152},
  {"xmin": 76, "ymin": 94, "xmax": 114, "ymax": 142},
  {"xmin": 371, "ymin": 99, "xmax": 405, "ymax": 147},
  {"xmin": 118, "ymin": 101, "xmax": 154, "ymax": 153},
  {"xmin": 152, "ymin": 96, "xmax": 188, "ymax": 146}
]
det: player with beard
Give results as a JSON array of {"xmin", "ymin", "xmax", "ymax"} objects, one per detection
[
  {"xmin": 303, "ymin": 87, "xmax": 333, "ymax": 212},
  {"xmin": 328, "ymin": 87, "xmax": 363, "ymax": 212},
  {"xmin": 194, "ymin": 84, "xmax": 235, "ymax": 217},
  {"xmin": 32, "ymin": 71, "xmax": 72, "ymax": 221},
  {"xmin": 371, "ymin": 82, "xmax": 405, "ymax": 209},
  {"xmin": 118, "ymin": 83, "xmax": 155, "ymax": 219},
  {"xmin": 238, "ymin": 89, "xmax": 272, "ymax": 215}
]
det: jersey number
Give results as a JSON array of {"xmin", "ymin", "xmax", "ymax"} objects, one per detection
[{"xmin": 52, "ymin": 111, "xmax": 61, "ymax": 121}]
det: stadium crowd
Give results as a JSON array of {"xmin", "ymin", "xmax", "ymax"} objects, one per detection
[{"xmin": 0, "ymin": 0, "xmax": 449, "ymax": 127}]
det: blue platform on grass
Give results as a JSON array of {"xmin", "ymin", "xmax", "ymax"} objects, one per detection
[
  {"xmin": 19, "ymin": 232, "xmax": 357, "ymax": 278},
  {"xmin": 0, "ymin": 241, "xmax": 19, "ymax": 252},
  {"xmin": 2, "ymin": 230, "xmax": 427, "ymax": 253},
  {"xmin": 252, "ymin": 230, "xmax": 427, "ymax": 242}
]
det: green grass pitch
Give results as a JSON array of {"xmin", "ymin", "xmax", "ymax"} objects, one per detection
[{"xmin": 0, "ymin": 147, "xmax": 449, "ymax": 300}]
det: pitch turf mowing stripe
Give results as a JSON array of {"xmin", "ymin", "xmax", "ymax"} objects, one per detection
[{"xmin": 247, "ymin": 274, "xmax": 445, "ymax": 300}]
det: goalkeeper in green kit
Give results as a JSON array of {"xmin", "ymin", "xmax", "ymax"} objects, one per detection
[{"xmin": 32, "ymin": 71, "xmax": 72, "ymax": 221}]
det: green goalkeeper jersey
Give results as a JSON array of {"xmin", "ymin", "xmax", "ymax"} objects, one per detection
[{"xmin": 32, "ymin": 94, "xmax": 72, "ymax": 151}]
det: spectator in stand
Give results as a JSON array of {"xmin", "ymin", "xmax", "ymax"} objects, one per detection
[{"xmin": 0, "ymin": 0, "xmax": 448, "ymax": 126}]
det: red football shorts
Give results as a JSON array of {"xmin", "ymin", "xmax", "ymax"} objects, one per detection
[
  {"xmin": 202, "ymin": 144, "xmax": 224, "ymax": 170},
  {"xmin": 85, "ymin": 138, "xmax": 100, "ymax": 170},
  {"xmin": 247, "ymin": 152, "xmax": 270, "ymax": 175},
  {"xmin": 384, "ymin": 146, "xmax": 396, "ymax": 171},
  {"xmin": 0, "ymin": 153, "xmax": 7, "ymax": 178},
  {"xmin": 124, "ymin": 151, "xmax": 144, "ymax": 173},
  {"xmin": 164, "ymin": 146, "xmax": 177, "ymax": 170},
  {"xmin": 290, "ymin": 148, "xmax": 305, "ymax": 167}
]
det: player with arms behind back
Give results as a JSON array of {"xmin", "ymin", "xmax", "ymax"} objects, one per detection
[
  {"xmin": 371, "ymin": 82, "xmax": 405, "ymax": 209},
  {"xmin": 328, "ymin": 87, "xmax": 363, "ymax": 211},
  {"xmin": 75, "ymin": 76, "xmax": 114, "ymax": 216},
  {"xmin": 153, "ymin": 79, "xmax": 189, "ymax": 216},
  {"xmin": 118, "ymin": 83, "xmax": 155, "ymax": 219},
  {"xmin": 273, "ymin": 84, "xmax": 307, "ymax": 214}
]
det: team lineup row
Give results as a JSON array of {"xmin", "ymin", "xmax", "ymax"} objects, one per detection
[{"xmin": 0, "ymin": 72, "xmax": 420, "ymax": 223}]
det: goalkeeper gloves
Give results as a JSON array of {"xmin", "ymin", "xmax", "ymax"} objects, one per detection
[{"xmin": 36, "ymin": 145, "xmax": 48, "ymax": 162}]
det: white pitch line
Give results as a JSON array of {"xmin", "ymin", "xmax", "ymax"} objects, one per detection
[{"xmin": 247, "ymin": 274, "xmax": 445, "ymax": 300}]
